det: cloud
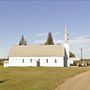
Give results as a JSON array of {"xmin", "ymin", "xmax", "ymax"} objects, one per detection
[
  {"xmin": 70, "ymin": 39, "xmax": 90, "ymax": 44},
  {"xmin": 74, "ymin": 34, "xmax": 90, "ymax": 40},
  {"xmin": 69, "ymin": 35, "xmax": 90, "ymax": 58},
  {"xmin": 36, "ymin": 33, "xmax": 47, "ymax": 37},
  {"xmin": 53, "ymin": 32, "xmax": 60, "ymax": 36},
  {"xmin": 70, "ymin": 34, "xmax": 90, "ymax": 44},
  {"xmin": 33, "ymin": 40, "xmax": 46, "ymax": 44},
  {"xmin": 33, "ymin": 39, "xmax": 63, "ymax": 44},
  {"xmin": 54, "ymin": 40, "xmax": 63, "ymax": 44},
  {"xmin": 36, "ymin": 32, "xmax": 60, "ymax": 37}
]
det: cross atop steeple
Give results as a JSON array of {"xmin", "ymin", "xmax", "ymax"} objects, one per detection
[{"xmin": 64, "ymin": 25, "xmax": 69, "ymax": 43}]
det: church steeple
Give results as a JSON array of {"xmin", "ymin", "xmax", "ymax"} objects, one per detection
[
  {"xmin": 63, "ymin": 25, "xmax": 70, "ymax": 66},
  {"xmin": 64, "ymin": 25, "xmax": 69, "ymax": 43}
]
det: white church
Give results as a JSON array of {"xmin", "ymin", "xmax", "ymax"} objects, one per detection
[{"xmin": 4, "ymin": 26, "xmax": 70, "ymax": 67}]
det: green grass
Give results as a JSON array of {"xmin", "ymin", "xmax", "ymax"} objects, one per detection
[{"xmin": 0, "ymin": 66, "xmax": 90, "ymax": 90}]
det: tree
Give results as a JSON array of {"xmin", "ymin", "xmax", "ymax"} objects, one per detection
[
  {"xmin": 19, "ymin": 35, "xmax": 27, "ymax": 45},
  {"xmin": 45, "ymin": 32, "xmax": 54, "ymax": 45},
  {"xmin": 69, "ymin": 51, "xmax": 75, "ymax": 58}
]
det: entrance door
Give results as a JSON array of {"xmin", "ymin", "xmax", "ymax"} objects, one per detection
[{"xmin": 37, "ymin": 61, "xmax": 40, "ymax": 66}]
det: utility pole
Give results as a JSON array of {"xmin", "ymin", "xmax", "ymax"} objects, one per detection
[{"xmin": 80, "ymin": 48, "xmax": 82, "ymax": 60}]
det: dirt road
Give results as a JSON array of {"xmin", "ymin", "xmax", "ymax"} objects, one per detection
[{"xmin": 55, "ymin": 70, "xmax": 90, "ymax": 90}]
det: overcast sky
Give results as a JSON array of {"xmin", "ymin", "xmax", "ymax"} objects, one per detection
[{"xmin": 0, "ymin": 0, "xmax": 90, "ymax": 59}]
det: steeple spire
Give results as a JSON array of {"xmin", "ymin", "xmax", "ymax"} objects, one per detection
[{"xmin": 64, "ymin": 25, "xmax": 69, "ymax": 43}]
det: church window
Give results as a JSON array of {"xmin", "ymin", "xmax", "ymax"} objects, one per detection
[
  {"xmin": 38, "ymin": 59, "xmax": 40, "ymax": 62},
  {"xmin": 55, "ymin": 59, "xmax": 57, "ymax": 63},
  {"xmin": 46, "ymin": 59, "xmax": 48, "ymax": 63},
  {"xmin": 22, "ymin": 59, "xmax": 24, "ymax": 63},
  {"xmin": 30, "ymin": 59, "xmax": 32, "ymax": 63}
]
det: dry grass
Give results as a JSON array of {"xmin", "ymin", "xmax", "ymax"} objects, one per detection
[{"xmin": 0, "ymin": 66, "xmax": 90, "ymax": 90}]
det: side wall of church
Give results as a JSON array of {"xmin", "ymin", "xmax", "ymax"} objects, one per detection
[{"xmin": 4, "ymin": 57, "xmax": 64, "ymax": 67}]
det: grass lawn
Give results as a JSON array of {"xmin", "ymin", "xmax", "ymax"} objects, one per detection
[{"xmin": 0, "ymin": 66, "xmax": 90, "ymax": 90}]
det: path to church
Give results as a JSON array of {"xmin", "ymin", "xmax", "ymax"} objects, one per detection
[{"xmin": 55, "ymin": 70, "xmax": 90, "ymax": 90}]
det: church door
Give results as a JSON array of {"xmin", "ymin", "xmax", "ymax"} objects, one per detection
[{"xmin": 37, "ymin": 61, "xmax": 40, "ymax": 67}]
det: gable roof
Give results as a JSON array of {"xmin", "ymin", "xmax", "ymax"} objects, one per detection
[{"xmin": 9, "ymin": 45, "xmax": 64, "ymax": 57}]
